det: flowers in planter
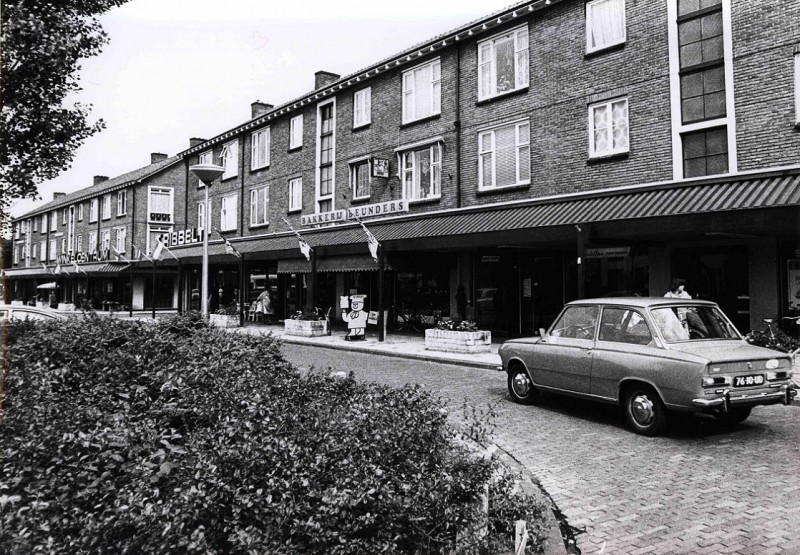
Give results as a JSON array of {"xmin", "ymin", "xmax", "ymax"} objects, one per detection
[
  {"xmin": 436, "ymin": 319, "xmax": 479, "ymax": 332},
  {"xmin": 214, "ymin": 304, "xmax": 239, "ymax": 316},
  {"xmin": 290, "ymin": 308, "xmax": 327, "ymax": 321}
]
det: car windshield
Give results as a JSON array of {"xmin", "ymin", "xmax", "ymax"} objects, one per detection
[{"xmin": 650, "ymin": 305, "xmax": 740, "ymax": 343}]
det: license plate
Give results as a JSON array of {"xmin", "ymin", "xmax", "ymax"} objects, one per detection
[{"xmin": 733, "ymin": 374, "xmax": 765, "ymax": 387}]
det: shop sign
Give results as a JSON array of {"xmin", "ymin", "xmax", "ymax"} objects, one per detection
[
  {"xmin": 372, "ymin": 158, "xmax": 389, "ymax": 178},
  {"xmin": 481, "ymin": 255, "xmax": 500, "ymax": 263},
  {"xmin": 157, "ymin": 227, "xmax": 204, "ymax": 247},
  {"xmin": 584, "ymin": 247, "xmax": 631, "ymax": 260},
  {"xmin": 301, "ymin": 200, "xmax": 408, "ymax": 226},
  {"xmin": 57, "ymin": 249, "xmax": 111, "ymax": 264}
]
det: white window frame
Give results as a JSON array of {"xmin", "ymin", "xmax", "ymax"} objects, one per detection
[
  {"xmin": 289, "ymin": 115, "xmax": 303, "ymax": 149},
  {"xmin": 31, "ymin": 242, "xmax": 37, "ymax": 260},
  {"xmin": 87, "ymin": 232, "xmax": 97, "ymax": 254},
  {"xmin": 353, "ymin": 87, "xmax": 372, "ymax": 128},
  {"xmin": 251, "ymin": 128, "xmax": 271, "ymax": 170},
  {"xmin": 221, "ymin": 139, "xmax": 239, "ymax": 180},
  {"xmin": 249, "ymin": 186, "xmax": 269, "ymax": 227},
  {"xmin": 62, "ymin": 208, "xmax": 67, "ymax": 225},
  {"xmin": 795, "ymin": 51, "xmax": 800, "ymax": 126},
  {"xmin": 49, "ymin": 238, "xmax": 57, "ymax": 260},
  {"xmin": 288, "ymin": 177, "xmax": 303, "ymax": 212},
  {"xmin": 99, "ymin": 229, "xmax": 111, "ymax": 252},
  {"xmin": 41, "ymin": 240, "xmax": 47, "ymax": 259},
  {"xmin": 349, "ymin": 158, "xmax": 372, "ymax": 200},
  {"xmin": 13, "ymin": 245, "xmax": 18, "ymax": 264},
  {"xmin": 41, "ymin": 214, "xmax": 47, "ymax": 233},
  {"xmin": 32, "ymin": 216, "xmax": 38, "ymax": 232},
  {"xmin": 478, "ymin": 25, "xmax": 529, "ymax": 101},
  {"xmin": 60, "ymin": 238, "xmax": 67, "ymax": 254},
  {"xmin": 586, "ymin": 0, "xmax": 627, "ymax": 54},
  {"xmin": 77, "ymin": 204, "xmax": 83, "ymax": 222},
  {"xmin": 402, "ymin": 58, "xmax": 441, "ymax": 124},
  {"xmin": 114, "ymin": 227, "xmax": 126, "ymax": 254},
  {"xmin": 14, "ymin": 223, "xmax": 19, "ymax": 239},
  {"xmin": 197, "ymin": 150, "xmax": 213, "ymax": 188},
  {"xmin": 50, "ymin": 211, "xmax": 58, "ymax": 231},
  {"xmin": 399, "ymin": 142, "xmax": 442, "ymax": 202},
  {"xmin": 74, "ymin": 235, "xmax": 81, "ymax": 253},
  {"xmin": 220, "ymin": 193, "xmax": 238, "ymax": 232},
  {"xmin": 146, "ymin": 225, "xmax": 172, "ymax": 255},
  {"xmin": 117, "ymin": 190, "xmax": 127, "ymax": 216},
  {"xmin": 101, "ymin": 194, "xmax": 111, "ymax": 220},
  {"xmin": 478, "ymin": 120, "xmax": 531, "ymax": 191},
  {"xmin": 588, "ymin": 97, "xmax": 630, "ymax": 158},
  {"xmin": 197, "ymin": 200, "xmax": 212, "ymax": 231},
  {"xmin": 315, "ymin": 98, "xmax": 336, "ymax": 214},
  {"xmin": 147, "ymin": 186, "xmax": 174, "ymax": 223}
]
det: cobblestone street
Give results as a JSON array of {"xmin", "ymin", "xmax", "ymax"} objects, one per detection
[{"xmin": 282, "ymin": 343, "xmax": 800, "ymax": 555}]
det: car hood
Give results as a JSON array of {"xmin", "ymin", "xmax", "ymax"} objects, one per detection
[{"xmin": 667, "ymin": 340, "xmax": 789, "ymax": 362}]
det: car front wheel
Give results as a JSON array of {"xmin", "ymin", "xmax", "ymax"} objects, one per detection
[
  {"xmin": 623, "ymin": 384, "xmax": 667, "ymax": 436},
  {"xmin": 507, "ymin": 365, "xmax": 539, "ymax": 405}
]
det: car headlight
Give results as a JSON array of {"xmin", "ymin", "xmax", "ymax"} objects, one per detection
[{"xmin": 765, "ymin": 359, "xmax": 779, "ymax": 370}]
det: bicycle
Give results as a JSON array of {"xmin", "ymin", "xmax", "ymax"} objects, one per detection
[
  {"xmin": 745, "ymin": 317, "xmax": 800, "ymax": 354},
  {"xmin": 390, "ymin": 306, "xmax": 443, "ymax": 333}
]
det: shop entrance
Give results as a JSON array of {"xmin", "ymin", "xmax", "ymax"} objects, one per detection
[{"xmin": 519, "ymin": 254, "xmax": 565, "ymax": 336}]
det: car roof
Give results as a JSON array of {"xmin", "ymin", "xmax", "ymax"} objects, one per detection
[
  {"xmin": 0, "ymin": 304, "xmax": 67, "ymax": 319},
  {"xmin": 566, "ymin": 297, "xmax": 719, "ymax": 309}
]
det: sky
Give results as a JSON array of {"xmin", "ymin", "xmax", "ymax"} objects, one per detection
[{"xmin": 9, "ymin": 0, "xmax": 521, "ymax": 218}]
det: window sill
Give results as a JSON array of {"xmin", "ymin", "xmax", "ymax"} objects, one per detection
[
  {"xmin": 288, "ymin": 146, "xmax": 303, "ymax": 153},
  {"xmin": 249, "ymin": 223, "xmax": 269, "ymax": 230},
  {"xmin": 221, "ymin": 175, "xmax": 237, "ymax": 182},
  {"xmin": 407, "ymin": 196, "xmax": 441, "ymax": 206},
  {"xmin": 219, "ymin": 228, "xmax": 238, "ymax": 234},
  {"xmin": 250, "ymin": 165, "xmax": 270, "ymax": 172},
  {"xmin": 585, "ymin": 41, "xmax": 625, "ymax": 59},
  {"xmin": 400, "ymin": 113, "xmax": 441, "ymax": 129},
  {"xmin": 351, "ymin": 196, "xmax": 372, "ymax": 204},
  {"xmin": 287, "ymin": 208, "xmax": 302, "ymax": 215},
  {"xmin": 476, "ymin": 183, "xmax": 530, "ymax": 196},
  {"xmin": 475, "ymin": 86, "xmax": 529, "ymax": 106},
  {"xmin": 794, "ymin": 121, "xmax": 800, "ymax": 130},
  {"xmin": 352, "ymin": 123, "xmax": 371, "ymax": 132},
  {"xmin": 587, "ymin": 151, "xmax": 629, "ymax": 165}
]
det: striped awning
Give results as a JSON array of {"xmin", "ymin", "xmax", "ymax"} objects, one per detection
[{"xmin": 277, "ymin": 254, "xmax": 390, "ymax": 274}]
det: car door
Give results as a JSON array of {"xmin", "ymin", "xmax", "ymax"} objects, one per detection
[{"xmin": 534, "ymin": 305, "xmax": 598, "ymax": 394}]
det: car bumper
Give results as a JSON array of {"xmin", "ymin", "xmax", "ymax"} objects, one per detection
[{"xmin": 692, "ymin": 384, "xmax": 796, "ymax": 411}]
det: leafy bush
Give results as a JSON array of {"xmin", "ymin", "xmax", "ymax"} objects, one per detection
[
  {"xmin": 1, "ymin": 314, "xmax": 547, "ymax": 554},
  {"xmin": 437, "ymin": 319, "xmax": 480, "ymax": 332},
  {"xmin": 290, "ymin": 308, "xmax": 327, "ymax": 321},
  {"xmin": 214, "ymin": 304, "xmax": 239, "ymax": 316}
]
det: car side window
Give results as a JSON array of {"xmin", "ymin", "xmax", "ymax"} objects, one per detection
[
  {"xmin": 599, "ymin": 308, "xmax": 652, "ymax": 345},
  {"xmin": 550, "ymin": 305, "xmax": 599, "ymax": 340}
]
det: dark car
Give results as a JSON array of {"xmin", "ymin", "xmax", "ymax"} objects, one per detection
[{"xmin": 499, "ymin": 297, "xmax": 796, "ymax": 436}]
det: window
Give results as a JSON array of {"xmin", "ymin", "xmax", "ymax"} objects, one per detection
[
  {"xmin": 220, "ymin": 193, "xmax": 238, "ymax": 231},
  {"xmin": 74, "ymin": 235, "xmax": 81, "ymax": 253},
  {"xmin": 290, "ymin": 115, "xmax": 303, "ymax": 149},
  {"xmin": 550, "ymin": 305, "xmax": 599, "ymax": 339},
  {"xmin": 682, "ymin": 127, "xmax": 728, "ymax": 178},
  {"xmin": 197, "ymin": 151, "xmax": 213, "ymax": 187},
  {"xmin": 77, "ymin": 204, "xmax": 83, "ymax": 222},
  {"xmin": 117, "ymin": 190, "xmax": 127, "ymax": 216},
  {"xmin": 251, "ymin": 128, "xmax": 270, "ymax": 170},
  {"xmin": 13, "ymin": 223, "xmax": 19, "ymax": 239},
  {"xmin": 478, "ymin": 26, "xmax": 529, "ymax": 101},
  {"xmin": 350, "ymin": 160, "xmax": 371, "ymax": 200},
  {"xmin": 41, "ymin": 240, "xmax": 47, "ymax": 259},
  {"xmin": 114, "ymin": 227, "xmax": 126, "ymax": 254},
  {"xmin": 794, "ymin": 51, "xmax": 800, "ymax": 125},
  {"xmin": 677, "ymin": 0, "xmax": 725, "ymax": 124},
  {"xmin": 353, "ymin": 88, "xmax": 371, "ymax": 128},
  {"xmin": 317, "ymin": 101, "xmax": 335, "ymax": 213},
  {"xmin": 101, "ymin": 195, "xmax": 111, "ymax": 220},
  {"xmin": 402, "ymin": 59, "xmax": 441, "ymax": 124},
  {"xmin": 250, "ymin": 186, "xmax": 269, "ymax": 227},
  {"xmin": 599, "ymin": 308, "xmax": 652, "ymax": 345},
  {"xmin": 41, "ymin": 214, "xmax": 47, "ymax": 233},
  {"xmin": 88, "ymin": 232, "xmax": 97, "ymax": 253},
  {"xmin": 148, "ymin": 187, "xmax": 173, "ymax": 223},
  {"xmin": 89, "ymin": 198, "xmax": 99, "ymax": 223},
  {"xmin": 221, "ymin": 140, "xmax": 239, "ymax": 180},
  {"xmin": 31, "ymin": 243, "xmax": 37, "ymax": 260},
  {"xmin": 50, "ymin": 211, "xmax": 58, "ymax": 231},
  {"xmin": 589, "ymin": 98, "xmax": 629, "ymax": 157},
  {"xmin": 62, "ymin": 208, "xmax": 67, "ymax": 225},
  {"xmin": 60, "ymin": 238, "xmax": 67, "ymax": 254},
  {"xmin": 288, "ymin": 177, "xmax": 303, "ymax": 212},
  {"xmin": 197, "ymin": 201, "xmax": 212, "ymax": 231},
  {"xmin": 147, "ymin": 226, "xmax": 172, "ymax": 255},
  {"xmin": 100, "ymin": 230, "xmax": 111, "ymax": 252},
  {"xmin": 586, "ymin": 0, "xmax": 626, "ymax": 53},
  {"xmin": 401, "ymin": 143, "xmax": 441, "ymax": 201},
  {"xmin": 13, "ymin": 246, "xmax": 18, "ymax": 264},
  {"xmin": 478, "ymin": 121, "xmax": 530, "ymax": 189},
  {"xmin": 32, "ymin": 217, "xmax": 38, "ymax": 232},
  {"xmin": 49, "ymin": 238, "xmax": 57, "ymax": 260}
]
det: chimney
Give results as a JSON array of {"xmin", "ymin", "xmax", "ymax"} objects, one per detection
[
  {"xmin": 251, "ymin": 101, "xmax": 273, "ymax": 119},
  {"xmin": 93, "ymin": 176, "xmax": 109, "ymax": 186},
  {"xmin": 52, "ymin": 192, "xmax": 66, "ymax": 200},
  {"xmin": 189, "ymin": 137, "xmax": 206, "ymax": 148},
  {"xmin": 151, "ymin": 152, "xmax": 168, "ymax": 164},
  {"xmin": 314, "ymin": 70, "xmax": 340, "ymax": 90}
]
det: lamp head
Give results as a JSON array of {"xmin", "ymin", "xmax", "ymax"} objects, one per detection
[{"xmin": 189, "ymin": 163, "xmax": 225, "ymax": 185}]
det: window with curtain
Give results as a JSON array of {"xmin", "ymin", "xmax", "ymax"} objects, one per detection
[
  {"xmin": 77, "ymin": 204, "xmax": 83, "ymax": 222},
  {"xmin": 148, "ymin": 187, "xmax": 173, "ymax": 222},
  {"xmin": 117, "ymin": 190, "xmax": 127, "ymax": 216},
  {"xmin": 87, "ymin": 233, "xmax": 96, "ymax": 254},
  {"xmin": 51, "ymin": 210, "xmax": 58, "ymax": 230},
  {"xmin": 114, "ymin": 227, "xmax": 126, "ymax": 254},
  {"xmin": 478, "ymin": 26, "xmax": 529, "ymax": 101},
  {"xmin": 100, "ymin": 230, "xmax": 111, "ymax": 252},
  {"xmin": 589, "ymin": 98, "xmax": 629, "ymax": 157},
  {"xmin": 353, "ymin": 88, "xmax": 372, "ymax": 128},
  {"xmin": 250, "ymin": 186, "xmax": 269, "ymax": 227},
  {"xmin": 586, "ymin": 0, "xmax": 626, "ymax": 53},
  {"xmin": 197, "ymin": 200, "xmax": 212, "ymax": 231},
  {"xmin": 402, "ymin": 59, "xmax": 441, "ymax": 124},
  {"xmin": 478, "ymin": 121, "xmax": 530, "ymax": 190},
  {"xmin": 350, "ymin": 160, "xmax": 371, "ymax": 199},
  {"xmin": 101, "ymin": 195, "xmax": 111, "ymax": 220},
  {"xmin": 251, "ymin": 128, "xmax": 270, "ymax": 170},
  {"xmin": 220, "ymin": 193, "xmax": 238, "ymax": 231},
  {"xmin": 290, "ymin": 115, "xmax": 303, "ymax": 149},
  {"xmin": 288, "ymin": 177, "xmax": 303, "ymax": 212},
  {"xmin": 221, "ymin": 140, "xmax": 239, "ymax": 179},
  {"xmin": 401, "ymin": 143, "xmax": 441, "ymax": 201}
]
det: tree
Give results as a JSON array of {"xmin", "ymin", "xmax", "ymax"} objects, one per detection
[{"xmin": 0, "ymin": 0, "xmax": 129, "ymax": 221}]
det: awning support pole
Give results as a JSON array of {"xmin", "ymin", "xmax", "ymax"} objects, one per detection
[
  {"xmin": 378, "ymin": 245, "xmax": 385, "ymax": 342},
  {"xmin": 151, "ymin": 259, "xmax": 157, "ymax": 319},
  {"xmin": 576, "ymin": 225, "xmax": 585, "ymax": 300},
  {"xmin": 239, "ymin": 253, "xmax": 245, "ymax": 327}
]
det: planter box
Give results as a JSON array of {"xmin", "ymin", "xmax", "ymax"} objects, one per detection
[
  {"xmin": 209, "ymin": 314, "xmax": 240, "ymax": 328},
  {"xmin": 425, "ymin": 329, "xmax": 492, "ymax": 354},
  {"xmin": 284, "ymin": 319, "xmax": 328, "ymax": 337},
  {"xmin": 57, "ymin": 303, "xmax": 76, "ymax": 311},
  {"xmin": 11, "ymin": 300, "xmax": 25, "ymax": 306}
]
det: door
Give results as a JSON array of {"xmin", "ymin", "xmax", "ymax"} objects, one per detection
[{"xmin": 533, "ymin": 305, "xmax": 598, "ymax": 394}]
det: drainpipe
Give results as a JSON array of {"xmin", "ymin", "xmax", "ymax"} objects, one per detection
[{"xmin": 455, "ymin": 44, "xmax": 462, "ymax": 208}]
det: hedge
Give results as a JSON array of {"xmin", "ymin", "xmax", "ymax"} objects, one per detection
[{"xmin": 0, "ymin": 313, "xmax": 548, "ymax": 554}]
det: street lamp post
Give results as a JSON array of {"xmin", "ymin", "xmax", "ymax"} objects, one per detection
[{"xmin": 188, "ymin": 164, "xmax": 225, "ymax": 317}]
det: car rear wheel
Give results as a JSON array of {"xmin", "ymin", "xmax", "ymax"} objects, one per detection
[
  {"xmin": 623, "ymin": 384, "xmax": 667, "ymax": 436},
  {"xmin": 716, "ymin": 407, "xmax": 752, "ymax": 427},
  {"xmin": 507, "ymin": 365, "xmax": 540, "ymax": 405}
]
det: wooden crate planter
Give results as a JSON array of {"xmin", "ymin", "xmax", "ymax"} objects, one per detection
[
  {"xmin": 209, "ymin": 314, "xmax": 240, "ymax": 328},
  {"xmin": 425, "ymin": 329, "xmax": 492, "ymax": 354},
  {"xmin": 284, "ymin": 319, "xmax": 328, "ymax": 337}
]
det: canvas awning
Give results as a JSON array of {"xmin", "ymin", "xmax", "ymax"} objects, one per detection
[{"xmin": 277, "ymin": 254, "xmax": 389, "ymax": 274}]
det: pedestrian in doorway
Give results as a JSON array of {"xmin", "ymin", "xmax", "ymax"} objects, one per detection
[
  {"xmin": 256, "ymin": 289, "xmax": 274, "ymax": 324},
  {"xmin": 664, "ymin": 278, "xmax": 691, "ymax": 300},
  {"xmin": 49, "ymin": 290, "xmax": 57, "ymax": 309},
  {"xmin": 664, "ymin": 278, "xmax": 707, "ymax": 338}
]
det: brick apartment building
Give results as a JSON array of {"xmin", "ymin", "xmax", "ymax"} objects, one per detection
[{"xmin": 7, "ymin": 0, "xmax": 800, "ymax": 337}]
